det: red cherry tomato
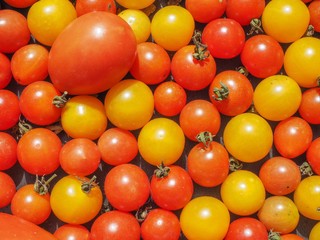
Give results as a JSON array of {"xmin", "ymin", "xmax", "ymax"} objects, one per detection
[
  {"xmin": 3, "ymin": 0, "xmax": 37, "ymax": 8},
  {"xmin": 54, "ymin": 224, "xmax": 90, "ymax": 240},
  {"xmin": 0, "ymin": 89, "xmax": 20, "ymax": 131},
  {"xmin": 76, "ymin": 0, "xmax": 116, "ymax": 17},
  {"xmin": 307, "ymin": 137, "xmax": 320, "ymax": 175},
  {"xmin": 0, "ymin": 132, "xmax": 17, "ymax": 171},
  {"xmin": 309, "ymin": 0, "xmax": 320, "ymax": 32},
  {"xmin": 0, "ymin": 172, "xmax": 16, "ymax": 208},
  {"xmin": 0, "ymin": 52, "xmax": 12, "ymax": 89},
  {"xmin": 298, "ymin": 87, "xmax": 320, "ymax": 125}
]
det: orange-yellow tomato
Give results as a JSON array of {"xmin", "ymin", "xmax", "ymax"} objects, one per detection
[
  {"xmin": 309, "ymin": 221, "xmax": 320, "ymax": 240},
  {"xmin": 115, "ymin": 0, "xmax": 154, "ymax": 9}
]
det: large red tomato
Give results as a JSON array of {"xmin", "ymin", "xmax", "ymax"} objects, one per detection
[{"xmin": 48, "ymin": 11, "xmax": 137, "ymax": 95}]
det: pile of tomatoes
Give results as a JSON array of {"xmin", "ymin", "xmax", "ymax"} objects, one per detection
[{"xmin": 1, "ymin": 0, "xmax": 320, "ymax": 239}]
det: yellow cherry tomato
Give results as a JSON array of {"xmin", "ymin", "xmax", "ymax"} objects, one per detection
[
  {"xmin": 115, "ymin": 0, "xmax": 155, "ymax": 9},
  {"xmin": 309, "ymin": 221, "xmax": 320, "ymax": 240},
  {"xmin": 118, "ymin": 9, "xmax": 151, "ymax": 44},
  {"xmin": 27, "ymin": 0, "xmax": 77, "ymax": 46}
]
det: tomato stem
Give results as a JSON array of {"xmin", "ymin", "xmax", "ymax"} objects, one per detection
[
  {"xmin": 154, "ymin": 162, "xmax": 170, "ymax": 178},
  {"xmin": 247, "ymin": 18, "xmax": 264, "ymax": 35},
  {"xmin": 300, "ymin": 162, "xmax": 314, "ymax": 176},
  {"xmin": 11, "ymin": 117, "xmax": 32, "ymax": 140},
  {"xmin": 34, "ymin": 174, "xmax": 57, "ymax": 195},
  {"xmin": 52, "ymin": 91, "xmax": 69, "ymax": 108},
  {"xmin": 229, "ymin": 157, "xmax": 243, "ymax": 172},
  {"xmin": 268, "ymin": 230, "xmax": 281, "ymax": 240},
  {"xmin": 196, "ymin": 131, "xmax": 215, "ymax": 148},
  {"xmin": 135, "ymin": 205, "xmax": 152, "ymax": 222},
  {"xmin": 236, "ymin": 66, "xmax": 249, "ymax": 77},
  {"xmin": 80, "ymin": 175, "xmax": 99, "ymax": 194},
  {"xmin": 212, "ymin": 81, "xmax": 229, "ymax": 101},
  {"xmin": 192, "ymin": 30, "xmax": 210, "ymax": 60},
  {"xmin": 305, "ymin": 25, "xmax": 315, "ymax": 37}
]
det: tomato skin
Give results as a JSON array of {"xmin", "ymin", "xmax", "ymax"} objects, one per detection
[
  {"xmin": 202, "ymin": 18, "xmax": 245, "ymax": 59},
  {"xmin": 17, "ymin": 128, "xmax": 62, "ymax": 175},
  {"xmin": 0, "ymin": 90, "xmax": 20, "ymax": 131},
  {"xmin": 0, "ymin": 52, "xmax": 12, "ymax": 89},
  {"xmin": 307, "ymin": 137, "xmax": 320, "ymax": 175},
  {"xmin": 48, "ymin": 11, "xmax": 137, "ymax": 95},
  {"xmin": 309, "ymin": 0, "xmax": 320, "ymax": 32},
  {"xmin": 54, "ymin": 224, "xmax": 89, "ymax": 240},
  {"xmin": 141, "ymin": 208, "xmax": 181, "ymax": 240},
  {"xmin": 115, "ymin": 0, "xmax": 154, "ymax": 9},
  {"xmin": 208, "ymin": 70, "xmax": 253, "ymax": 116},
  {"xmin": 299, "ymin": 87, "xmax": 320, "ymax": 124},
  {"xmin": 0, "ymin": 9, "xmax": 30, "ymax": 53},
  {"xmin": 273, "ymin": 117, "xmax": 313, "ymax": 159},
  {"xmin": 3, "ymin": 0, "xmax": 37, "ymax": 8},
  {"xmin": 171, "ymin": 45, "xmax": 217, "ymax": 91},
  {"xmin": 0, "ymin": 132, "xmax": 17, "ymax": 171},
  {"xmin": 50, "ymin": 175, "xmax": 103, "ymax": 224},
  {"xmin": 76, "ymin": 0, "xmax": 116, "ymax": 17},
  {"xmin": 104, "ymin": 163, "xmax": 150, "ymax": 212},
  {"xmin": 259, "ymin": 156, "xmax": 301, "ymax": 196},
  {"xmin": 280, "ymin": 234, "xmax": 304, "ymax": 240},
  {"xmin": 224, "ymin": 217, "xmax": 268, "ymax": 240},
  {"xmin": 309, "ymin": 221, "xmax": 320, "ymax": 240},
  {"xmin": 0, "ymin": 172, "xmax": 16, "ymax": 208},
  {"xmin": 90, "ymin": 210, "xmax": 140, "ymax": 240}
]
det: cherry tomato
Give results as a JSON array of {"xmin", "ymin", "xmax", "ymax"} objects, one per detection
[
  {"xmin": 259, "ymin": 156, "xmax": 301, "ymax": 196},
  {"xmin": 224, "ymin": 217, "xmax": 268, "ymax": 240},
  {"xmin": 50, "ymin": 175, "xmax": 103, "ymax": 224},
  {"xmin": 0, "ymin": 132, "xmax": 17, "ymax": 171},
  {"xmin": 258, "ymin": 196, "xmax": 300, "ymax": 234},
  {"xmin": 208, "ymin": 70, "xmax": 253, "ymax": 116},
  {"xmin": 0, "ymin": 9, "xmax": 30, "ymax": 53},
  {"xmin": 150, "ymin": 5, "xmax": 195, "ymax": 51},
  {"xmin": 115, "ymin": 0, "xmax": 154, "ymax": 9},
  {"xmin": 11, "ymin": 44, "xmax": 49, "ymax": 86},
  {"xmin": 0, "ymin": 52, "xmax": 12, "ymax": 89},
  {"xmin": 273, "ymin": 117, "xmax": 313, "ymax": 158},
  {"xmin": 0, "ymin": 172, "xmax": 16, "ymax": 208},
  {"xmin": 309, "ymin": 0, "xmax": 320, "ymax": 32},
  {"xmin": 54, "ymin": 224, "xmax": 90, "ymax": 240},
  {"xmin": 75, "ymin": 0, "xmax": 116, "ymax": 17},
  {"xmin": 280, "ymin": 234, "xmax": 304, "ymax": 240},
  {"xmin": 90, "ymin": 210, "xmax": 140, "ymax": 240},
  {"xmin": 17, "ymin": 128, "xmax": 62, "ymax": 175},
  {"xmin": 19, "ymin": 81, "xmax": 62, "ymax": 126},
  {"xmin": 299, "ymin": 87, "xmax": 320, "ymax": 124},
  {"xmin": 48, "ymin": 11, "xmax": 137, "ymax": 95},
  {"xmin": 240, "ymin": 34, "xmax": 284, "ymax": 79},
  {"xmin": 253, "ymin": 75, "xmax": 302, "ymax": 121},
  {"xmin": 104, "ymin": 79, "xmax": 153, "ymax": 130},
  {"xmin": 138, "ymin": 118, "xmax": 185, "ymax": 166},
  {"xmin": 3, "ymin": 0, "xmax": 37, "ymax": 8},
  {"xmin": 202, "ymin": 18, "xmax": 245, "ymax": 59},
  {"xmin": 27, "ymin": 0, "xmax": 77, "ymax": 46},
  {"xmin": 180, "ymin": 196, "xmax": 230, "ymax": 240},
  {"xmin": 153, "ymin": 81, "xmax": 187, "ymax": 117},
  {"xmin": 221, "ymin": 170, "xmax": 266, "ymax": 216},
  {"xmin": 104, "ymin": 163, "xmax": 150, "ymax": 212},
  {"xmin": 97, "ymin": 127, "xmax": 138, "ymax": 166},
  {"xmin": 171, "ymin": 44, "xmax": 217, "ymax": 91},
  {"xmin": 141, "ymin": 208, "xmax": 181, "ymax": 240},
  {"xmin": 261, "ymin": 0, "xmax": 310, "ymax": 43},
  {"xmin": 307, "ymin": 137, "xmax": 320, "ymax": 175},
  {"xmin": 284, "ymin": 37, "xmax": 320, "ymax": 88},
  {"xmin": 309, "ymin": 221, "xmax": 320, "ymax": 240},
  {"xmin": 130, "ymin": 42, "xmax": 171, "ymax": 85},
  {"xmin": 223, "ymin": 112, "xmax": 273, "ymax": 163},
  {"xmin": 0, "ymin": 89, "xmax": 20, "ymax": 131},
  {"xmin": 59, "ymin": 138, "xmax": 101, "ymax": 176},
  {"xmin": 179, "ymin": 99, "xmax": 221, "ymax": 141},
  {"xmin": 61, "ymin": 95, "xmax": 108, "ymax": 140},
  {"xmin": 185, "ymin": 0, "xmax": 227, "ymax": 23}
]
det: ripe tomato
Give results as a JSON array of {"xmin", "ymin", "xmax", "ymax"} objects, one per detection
[
  {"xmin": 75, "ymin": 0, "xmax": 116, "ymax": 17},
  {"xmin": 153, "ymin": 81, "xmax": 187, "ymax": 117},
  {"xmin": 3, "ymin": 0, "xmax": 37, "ymax": 8},
  {"xmin": 0, "ymin": 172, "xmax": 16, "ymax": 208},
  {"xmin": 261, "ymin": 0, "xmax": 310, "ymax": 43},
  {"xmin": 0, "ymin": 89, "xmax": 20, "ymax": 131},
  {"xmin": 273, "ymin": 117, "xmax": 313, "ymax": 158},
  {"xmin": 240, "ymin": 34, "xmax": 284, "ymax": 79},
  {"xmin": 104, "ymin": 163, "xmax": 150, "ymax": 212},
  {"xmin": 0, "ymin": 52, "xmax": 12, "ymax": 89},
  {"xmin": 253, "ymin": 75, "xmax": 302, "ymax": 121},
  {"xmin": 221, "ymin": 170, "xmax": 266, "ymax": 216},
  {"xmin": 307, "ymin": 137, "xmax": 320, "ymax": 175},
  {"xmin": 90, "ymin": 210, "xmax": 140, "ymax": 240},
  {"xmin": 19, "ymin": 81, "xmax": 62, "ymax": 126},
  {"xmin": 59, "ymin": 138, "xmax": 101, "ymax": 176},
  {"xmin": 187, "ymin": 137, "xmax": 229, "ymax": 187},
  {"xmin": 208, "ymin": 70, "xmax": 253, "ymax": 116},
  {"xmin": 185, "ymin": 0, "xmax": 227, "ymax": 23},
  {"xmin": 179, "ymin": 99, "xmax": 221, "ymax": 141},
  {"xmin": 118, "ymin": 9, "xmax": 151, "ymax": 44},
  {"xmin": 309, "ymin": 221, "xmax": 320, "ymax": 240},
  {"xmin": 280, "ymin": 234, "xmax": 304, "ymax": 240},
  {"xmin": 11, "ymin": 44, "xmax": 49, "ymax": 86},
  {"xmin": 27, "ymin": 0, "xmax": 77, "ymax": 46},
  {"xmin": 61, "ymin": 95, "xmax": 107, "ymax": 140},
  {"xmin": 0, "ymin": 132, "xmax": 17, "ymax": 171},
  {"xmin": 151, "ymin": 165, "xmax": 193, "ymax": 211},
  {"xmin": 130, "ymin": 42, "xmax": 171, "ymax": 85},
  {"xmin": 294, "ymin": 175, "xmax": 320, "ymax": 220},
  {"xmin": 50, "ymin": 175, "xmax": 103, "ymax": 224},
  {"xmin": 150, "ymin": 5, "xmax": 195, "ymax": 51},
  {"xmin": 224, "ymin": 217, "xmax": 268, "ymax": 240},
  {"xmin": 141, "ymin": 208, "xmax": 181, "ymax": 240},
  {"xmin": 17, "ymin": 128, "xmax": 62, "ymax": 175},
  {"xmin": 104, "ymin": 79, "xmax": 154, "ymax": 130},
  {"xmin": 223, "ymin": 112, "xmax": 273, "ymax": 163},
  {"xmin": 48, "ymin": 11, "xmax": 137, "ymax": 95},
  {"xmin": 115, "ymin": 0, "xmax": 154, "ymax": 9},
  {"xmin": 258, "ymin": 196, "xmax": 300, "ymax": 234},
  {"xmin": 138, "ymin": 118, "xmax": 185, "ymax": 166},
  {"xmin": 180, "ymin": 196, "xmax": 230, "ymax": 240},
  {"xmin": 0, "ymin": 9, "xmax": 30, "ymax": 53},
  {"xmin": 171, "ymin": 44, "xmax": 217, "ymax": 91},
  {"xmin": 97, "ymin": 127, "xmax": 138, "ymax": 166},
  {"xmin": 259, "ymin": 156, "xmax": 301, "ymax": 196},
  {"xmin": 284, "ymin": 37, "xmax": 320, "ymax": 88},
  {"xmin": 54, "ymin": 224, "xmax": 90, "ymax": 240},
  {"xmin": 309, "ymin": 0, "xmax": 320, "ymax": 32},
  {"xmin": 299, "ymin": 87, "xmax": 320, "ymax": 124},
  {"xmin": 202, "ymin": 18, "xmax": 245, "ymax": 59}
]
